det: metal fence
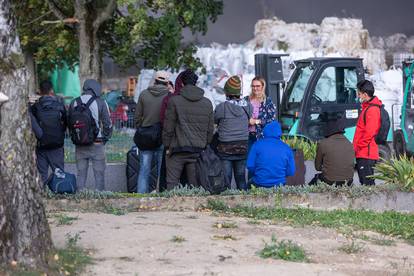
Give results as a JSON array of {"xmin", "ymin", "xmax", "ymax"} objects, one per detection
[{"xmin": 64, "ymin": 113, "xmax": 136, "ymax": 163}]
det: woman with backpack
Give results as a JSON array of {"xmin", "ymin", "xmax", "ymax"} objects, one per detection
[{"xmin": 214, "ymin": 76, "xmax": 252, "ymax": 190}]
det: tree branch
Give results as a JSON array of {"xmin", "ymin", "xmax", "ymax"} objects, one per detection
[
  {"xmin": 46, "ymin": 0, "xmax": 67, "ymax": 20},
  {"xmin": 93, "ymin": 0, "xmax": 116, "ymax": 31}
]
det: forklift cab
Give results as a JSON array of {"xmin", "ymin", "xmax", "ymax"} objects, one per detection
[{"xmin": 279, "ymin": 58, "xmax": 365, "ymax": 141}]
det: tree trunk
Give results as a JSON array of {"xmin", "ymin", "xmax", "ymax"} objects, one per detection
[
  {"xmin": 24, "ymin": 51, "xmax": 37, "ymax": 96},
  {"xmin": 0, "ymin": 0, "xmax": 53, "ymax": 269},
  {"xmin": 75, "ymin": 2, "xmax": 101, "ymax": 85},
  {"xmin": 74, "ymin": 0, "xmax": 116, "ymax": 85}
]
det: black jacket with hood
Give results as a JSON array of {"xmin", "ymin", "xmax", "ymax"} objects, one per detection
[{"xmin": 162, "ymin": 84, "xmax": 214, "ymax": 153}]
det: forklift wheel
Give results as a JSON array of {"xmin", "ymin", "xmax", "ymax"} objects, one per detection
[
  {"xmin": 378, "ymin": 144, "xmax": 391, "ymax": 161},
  {"xmin": 393, "ymin": 130, "xmax": 406, "ymax": 158}
]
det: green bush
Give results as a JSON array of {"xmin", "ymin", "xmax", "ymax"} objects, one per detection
[
  {"xmin": 373, "ymin": 155, "xmax": 414, "ymax": 192},
  {"xmin": 259, "ymin": 235, "xmax": 308, "ymax": 262},
  {"xmin": 282, "ymin": 136, "xmax": 317, "ymax": 160}
]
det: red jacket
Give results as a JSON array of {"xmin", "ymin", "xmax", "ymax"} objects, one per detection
[{"xmin": 353, "ymin": 96, "xmax": 382, "ymax": 160}]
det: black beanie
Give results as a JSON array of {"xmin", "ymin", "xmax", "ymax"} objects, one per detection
[{"xmin": 181, "ymin": 69, "xmax": 198, "ymax": 86}]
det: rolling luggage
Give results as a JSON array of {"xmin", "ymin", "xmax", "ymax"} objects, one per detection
[{"xmin": 126, "ymin": 147, "xmax": 157, "ymax": 193}]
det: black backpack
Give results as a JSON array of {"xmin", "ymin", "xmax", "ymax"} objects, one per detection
[
  {"xmin": 133, "ymin": 122, "xmax": 162, "ymax": 150},
  {"xmin": 33, "ymin": 99, "xmax": 66, "ymax": 149},
  {"xmin": 68, "ymin": 97, "xmax": 99, "ymax": 146},
  {"xmin": 363, "ymin": 103, "xmax": 390, "ymax": 145},
  {"xmin": 195, "ymin": 145, "xmax": 226, "ymax": 194}
]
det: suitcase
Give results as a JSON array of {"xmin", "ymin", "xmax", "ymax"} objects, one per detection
[
  {"xmin": 126, "ymin": 147, "xmax": 158, "ymax": 193},
  {"xmin": 286, "ymin": 149, "xmax": 306, "ymax": 186}
]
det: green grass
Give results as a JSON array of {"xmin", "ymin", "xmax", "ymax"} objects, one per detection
[
  {"xmin": 259, "ymin": 235, "xmax": 308, "ymax": 262},
  {"xmin": 205, "ymin": 199, "xmax": 414, "ymax": 242},
  {"xmin": 101, "ymin": 204, "xmax": 127, "ymax": 216},
  {"xmin": 54, "ymin": 213, "xmax": 78, "ymax": 226}
]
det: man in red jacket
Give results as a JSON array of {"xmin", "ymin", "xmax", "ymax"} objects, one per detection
[{"xmin": 353, "ymin": 80, "xmax": 381, "ymax": 185}]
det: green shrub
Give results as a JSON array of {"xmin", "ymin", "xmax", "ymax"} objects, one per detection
[
  {"xmin": 282, "ymin": 136, "xmax": 317, "ymax": 160},
  {"xmin": 373, "ymin": 155, "xmax": 414, "ymax": 192}
]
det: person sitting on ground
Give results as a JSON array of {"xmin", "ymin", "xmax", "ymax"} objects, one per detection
[
  {"xmin": 214, "ymin": 75, "xmax": 252, "ymax": 190},
  {"xmin": 308, "ymin": 118, "xmax": 355, "ymax": 186},
  {"xmin": 247, "ymin": 121, "xmax": 295, "ymax": 187}
]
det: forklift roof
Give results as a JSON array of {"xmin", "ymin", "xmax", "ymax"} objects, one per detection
[{"xmin": 295, "ymin": 57, "xmax": 363, "ymax": 64}]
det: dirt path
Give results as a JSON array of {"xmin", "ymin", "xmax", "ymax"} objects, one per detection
[{"xmin": 50, "ymin": 211, "xmax": 414, "ymax": 276}]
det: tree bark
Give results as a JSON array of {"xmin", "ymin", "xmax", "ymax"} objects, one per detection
[
  {"xmin": 74, "ymin": 0, "xmax": 116, "ymax": 85},
  {"xmin": 24, "ymin": 51, "xmax": 37, "ymax": 96},
  {"xmin": 0, "ymin": 0, "xmax": 53, "ymax": 269}
]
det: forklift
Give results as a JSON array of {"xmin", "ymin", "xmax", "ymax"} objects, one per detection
[
  {"xmin": 393, "ymin": 59, "xmax": 414, "ymax": 156},
  {"xmin": 255, "ymin": 54, "xmax": 392, "ymax": 159}
]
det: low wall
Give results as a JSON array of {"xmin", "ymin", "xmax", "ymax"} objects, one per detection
[
  {"xmin": 64, "ymin": 161, "xmax": 381, "ymax": 193},
  {"xmin": 46, "ymin": 191, "xmax": 414, "ymax": 213}
]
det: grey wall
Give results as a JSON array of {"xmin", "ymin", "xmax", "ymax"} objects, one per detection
[{"xmin": 191, "ymin": 0, "xmax": 414, "ymax": 45}]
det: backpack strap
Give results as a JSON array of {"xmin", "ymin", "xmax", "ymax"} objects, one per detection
[
  {"xmin": 85, "ymin": 96, "xmax": 96, "ymax": 108},
  {"xmin": 363, "ymin": 103, "xmax": 381, "ymax": 125}
]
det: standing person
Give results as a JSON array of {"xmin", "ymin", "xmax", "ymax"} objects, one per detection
[
  {"xmin": 309, "ymin": 118, "xmax": 355, "ymax": 186},
  {"xmin": 247, "ymin": 121, "xmax": 295, "ymax": 187},
  {"xmin": 245, "ymin": 76, "xmax": 277, "ymax": 150},
  {"xmin": 353, "ymin": 80, "xmax": 381, "ymax": 185},
  {"xmin": 134, "ymin": 71, "xmax": 170, "ymax": 193},
  {"xmin": 162, "ymin": 69, "xmax": 214, "ymax": 189},
  {"xmin": 214, "ymin": 75, "xmax": 252, "ymax": 190},
  {"xmin": 29, "ymin": 80, "xmax": 67, "ymax": 184},
  {"xmin": 68, "ymin": 79, "xmax": 113, "ymax": 191}
]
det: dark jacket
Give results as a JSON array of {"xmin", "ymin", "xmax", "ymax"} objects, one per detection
[
  {"xmin": 353, "ymin": 96, "xmax": 382, "ymax": 160},
  {"xmin": 70, "ymin": 79, "xmax": 113, "ymax": 143},
  {"xmin": 134, "ymin": 84, "xmax": 169, "ymax": 128},
  {"xmin": 162, "ymin": 84, "xmax": 214, "ymax": 153},
  {"xmin": 30, "ymin": 96, "xmax": 67, "ymax": 147},
  {"xmin": 214, "ymin": 98, "xmax": 252, "ymax": 142},
  {"xmin": 247, "ymin": 121, "xmax": 295, "ymax": 187},
  {"xmin": 315, "ymin": 133, "xmax": 355, "ymax": 182}
]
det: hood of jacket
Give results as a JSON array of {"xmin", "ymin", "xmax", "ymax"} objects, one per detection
[
  {"xmin": 148, "ymin": 84, "xmax": 169, "ymax": 97},
  {"xmin": 82, "ymin": 79, "xmax": 102, "ymax": 97},
  {"xmin": 362, "ymin": 96, "xmax": 382, "ymax": 109},
  {"xmin": 225, "ymin": 98, "xmax": 250, "ymax": 117},
  {"xmin": 263, "ymin": 121, "xmax": 282, "ymax": 139},
  {"xmin": 180, "ymin": 84, "xmax": 204, "ymax": 102}
]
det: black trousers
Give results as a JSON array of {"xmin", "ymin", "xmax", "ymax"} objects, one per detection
[
  {"xmin": 36, "ymin": 147, "xmax": 64, "ymax": 184},
  {"xmin": 165, "ymin": 152, "xmax": 199, "ymax": 190},
  {"xmin": 308, "ymin": 173, "xmax": 353, "ymax": 187},
  {"xmin": 356, "ymin": 158, "xmax": 377, "ymax": 185}
]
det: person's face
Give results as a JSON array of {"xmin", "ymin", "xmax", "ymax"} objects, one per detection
[
  {"xmin": 357, "ymin": 90, "xmax": 369, "ymax": 103},
  {"xmin": 251, "ymin": 80, "xmax": 264, "ymax": 97}
]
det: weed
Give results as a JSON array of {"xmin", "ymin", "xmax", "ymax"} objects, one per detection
[
  {"xmin": 186, "ymin": 215, "xmax": 198, "ymax": 219},
  {"xmin": 282, "ymin": 136, "xmax": 317, "ymax": 160},
  {"xmin": 171, "ymin": 235, "xmax": 186, "ymax": 243},
  {"xmin": 213, "ymin": 221, "xmax": 238, "ymax": 229},
  {"xmin": 159, "ymin": 184, "xmax": 210, "ymax": 197},
  {"xmin": 55, "ymin": 213, "xmax": 78, "ymax": 226},
  {"xmin": 371, "ymin": 237, "xmax": 395, "ymax": 246},
  {"xmin": 338, "ymin": 239, "xmax": 365, "ymax": 254},
  {"xmin": 212, "ymin": 234, "xmax": 238, "ymax": 241},
  {"xmin": 373, "ymin": 155, "xmax": 414, "ymax": 192},
  {"xmin": 52, "ymin": 232, "xmax": 92, "ymax": 275},
  {"xmin": 259, "ymin": 235, "xmax": 308, "ymax": 262},
  {"xmin": 205, "ymin": 200, "xmax": 414, "ymax": 243},
  {"xmin": 102, "ymin": 204, "xmax": 127, "ymax": 216},
  {"xmin": 247, "ymin": 219, "xmax": 261, "ymax": 225}
]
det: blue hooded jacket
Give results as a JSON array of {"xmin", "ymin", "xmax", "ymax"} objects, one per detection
[{"xmin": 247, "ymin": 121, "xmax": 295, "ymax": 187}]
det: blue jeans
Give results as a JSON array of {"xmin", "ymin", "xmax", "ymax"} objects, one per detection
[
  {"xmin": 222, "ymin": 159, "xmax": 248, "ymax": 190},
  {"xmin": 137, "ymin": 146, "xmax": 163, "ymax": 193}
]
